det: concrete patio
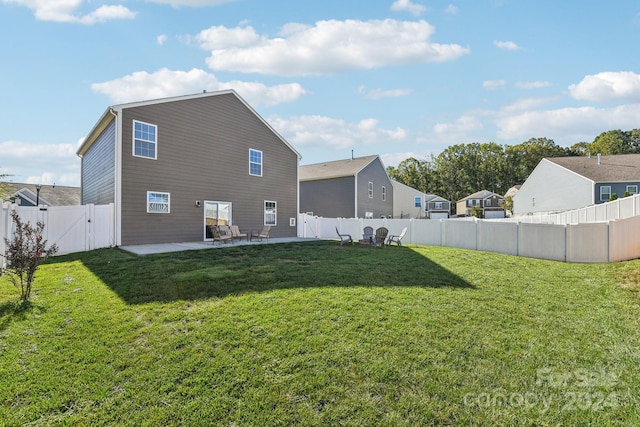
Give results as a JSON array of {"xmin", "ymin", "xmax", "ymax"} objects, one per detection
[{"xmin": 120, "ymin": 237, "xmax": 319, "ymax": 255}]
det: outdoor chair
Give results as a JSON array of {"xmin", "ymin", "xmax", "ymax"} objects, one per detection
[
  {"xmin": 359, "ymin": 226, "xmax": 374, "ymax": 245},
  {"xmin": 386, "ymin": 227, "xmax": 407, "ymax": 246},
  {"xmin": 210, "ymin": 225, "xmax": 233, "ymax": 245},
  {"xmin": 373, "ymin": 227, "xmax": 388, "ymax": 248},
  {"xmin": 335, "ymin": 227, "xmax": 353, "ymax": 246},
  {"xmin": 230, "ymin": 225, "xmax": 248, "ymax": 242},
  {"xmin": 250, "ymin": 226, "xmax": 271, "ymax": 242}
]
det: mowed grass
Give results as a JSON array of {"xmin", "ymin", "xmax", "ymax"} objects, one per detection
[{"xmin": 1, "ymin": 241, "xmax": 639, "ymax": 426}]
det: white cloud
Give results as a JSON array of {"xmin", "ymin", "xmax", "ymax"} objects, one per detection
[
  {"xmin": 91, "ymin": 68, "xmax": 307, "ymax": 106},
  {"xmin": 433, "ymin": 115, "xmax": 483, "ymax": 135},
  {"xmin": 501, "ymin": 96, "xmax": 557, "ymax": 113},
  {"xmin": 0, "ymin": 140, "xmax": 79, "ymax": 186},
  {"xmin": 390, "ymin": 0, "xmax": 427, "ymax": 16},
  {"xmin": 357, "ymin": 86, "xmax": 412, "ymax": 100},
  {"xmin": 568, "ymin": 71, "xmax": 640, "ymax": 102},
  {"xmin": 157, "ymin": 34, "xmax": 168, "ymax": 46},
  {"xmin": 483, "ymin": 80, "xmax": 506, "ymax": 90},
  {"xmin": 495, "ymin": 103, "xmax": 640, "ymax": 142},
  {"xmin": 2, "ymin": 0, "xmax": 136, "ymax": 24},
  {"xmin": 444, "ymin": 4, "xmax": 459, "ymax": 15},
  {"xmin": 515, "ymin": 81, "xmax": 552, "ymax": 89},
  {"xmin": 145, "ymin": 0, "xmax": 236, "ymax": 6},
  {"xmin": 196, "ymin": 19, "xmax": 470, "ymax": 76},
  {"xmin": 493, "ymin": 40, "xmax": 522, "ymax": 51},
  {"xmin": 269, "ymin": 115, "xmax": 408, "ymax": 150}
]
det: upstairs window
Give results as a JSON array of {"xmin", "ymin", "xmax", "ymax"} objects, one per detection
[
  {"xmin": 600, "ymin": 186, "xmax": 611, "ymax": 202},
  {"xmin": 133, "ymin": 120, "xmax": 157, "ymax": 159},
  {"xmin": 626, "ymin": 185, "xmax": 638, "ymax": 195},
  {"xmin": 147, "ymin": 191, "xmax": 170, "ymax": 213},
  {"xmin": 368, "ymin": 182, "xmax": 373, "ymax": 198},
  {"xmin": 250, "ymin": 149, "xmax": 263, "ymax": 176},
  {"xmin": 435, "ymin": 202, "xmax": 443, "ymax": 210},
  {"xmin": 381, "ymin": 186, "xmax": 386, "ymax": 201},
  {"xmin": 414, "ymin": 196, "xmax": 421, "ymax": 208}
]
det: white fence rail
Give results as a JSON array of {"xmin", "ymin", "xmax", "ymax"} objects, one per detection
[
  {"xmin": 1, "ymin": 202, "xmax": 115, "ymax": 264},
  {"xmin": 299, "ymin": 212, "xmax": 640, "ymax": 263}
]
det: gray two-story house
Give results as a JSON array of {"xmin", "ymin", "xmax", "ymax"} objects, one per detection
[
  {"xmin": 77, "ymin": 90, "xmax": 301, "ymax": 246},
  {"xmin": 513, "ymin": 154, "xmax": 640, "ymax": 215},
  {"xmin": 456, "ymin": 190, "xmax": 505, "ymax": 218},
  {"xmin": 300, "ymin": 155, "xmax": 393, "ymax": 218}
]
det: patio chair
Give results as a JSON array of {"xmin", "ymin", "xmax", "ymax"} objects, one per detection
[
  {"xmin": 250, "ymin": 226, "xmax": 271, "ymax": 242},
  {"xmin": 386, "ymin": 227, "xmax": 407, "ymax": 246},
  {"xmin": 230, "ymin": 224, "xmax": 248, "ymax": 242},
  {"xmin": 359, "ymin": 226, "xmax": 374, "ymax": 245},
  {"xmin": 209, "ymin": 225, "xmax": 233, "ymax": 245},
  {"xmin": 373, "ymin": 227, "xmax": 388, "ymax": 248},
  {"xmin": 335, "ymin": 227, "xmax": 353, "ymax": 246}
]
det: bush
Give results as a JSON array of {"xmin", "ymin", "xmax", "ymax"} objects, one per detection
[{"xmin": 1, "ymin": 210, "xmax": 58, "ymax": 304}]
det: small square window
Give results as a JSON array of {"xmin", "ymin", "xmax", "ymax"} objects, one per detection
[
  {"xmin": 626, "ymin": 185, "xmax": 638, "ymax": 195},
  {"xmin": 147, "ymin": 191, "xmax": 170, "ymax": 213}
]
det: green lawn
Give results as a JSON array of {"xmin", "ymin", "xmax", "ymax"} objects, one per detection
[{"xmin": 1, "ymin": 241, "xmax": 639, "ymax": 426}]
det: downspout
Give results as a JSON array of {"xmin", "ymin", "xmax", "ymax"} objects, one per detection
[
  {"xmin": 354, "ymin": 174, "xmax": 358, "ymax": 218},
  {"xmin": 109, "ymin": 107, "xmax": 122, "ymax": 247}
]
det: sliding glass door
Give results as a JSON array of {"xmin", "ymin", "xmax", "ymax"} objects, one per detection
[{"xmin": 204, "ymin": 201, "xmax": 231, "ymax": 240}]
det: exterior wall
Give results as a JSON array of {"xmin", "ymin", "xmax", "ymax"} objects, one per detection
[
  {"xmin": 594, "ymin": 182, "xmax": 640, "ymax": 203},
  {"xmin": 300, "ymin": 177, "xmax": 355, "ymax": 218},
  {"xmin": 118, "ymin": 93, "xmax": 298, "ymax": 245},
  {"xmin": 81, "ymin": 120, "xmax": 116, "ymax": 205},
  {"xmin": 513, "ymin": 159, "xmax": 593, "ymax": 215},
  {"xmin": 391, "ymin": 181, "xmax": 426, "ymax": 219},
  {"xmin": 356, "ymin": 158, "xmax": 393, "ymax": 218}
]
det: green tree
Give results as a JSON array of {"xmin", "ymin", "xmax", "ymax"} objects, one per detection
[
  {"xmin": 1, "ymin": 210, "xmax": 58, "ymax": 304},
  {"xmin": 386, "ymin": 157, "xmax": 432, "ymax": 193},
  {"xmin": 503, "ymin": 137, "xmax": 570, "ymax": 187},
  {"xmin": 0, "ymin": 173, "xmax": 12, "ymax": 201},
  {"xmin": 588, "ymin": 129, "xmax": 631, "ymax": 155}
]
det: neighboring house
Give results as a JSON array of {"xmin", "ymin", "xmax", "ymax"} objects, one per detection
[
  {"xmin": 424, "ymin": 194, "xmax": 451, "ymax": 219},
  {"xmin": 77, "ymin": 90, "xmax": 301, "ymax": 246},
  {"xmin": 456, "ymin": 190, "xmax": 505, "ymax": 218},
  {"xmin": 391, "ymin": 180, "xmax": 428, "ymax": 218},
  {"xmin": 300, "ymin": 155, "xmax": 393, "ymax": 218},
  {"xmin": 513, "ymin": 154, "xmax": 640, "ymax": 215},
  {"xmin": 3, "ymin": 182, "xmax": 81, "ymax": 206}
]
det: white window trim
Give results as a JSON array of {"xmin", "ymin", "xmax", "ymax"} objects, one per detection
[
  {"xmin": 133, "ymin": 120, "xmax": 158, "ymax": 160},
  {"xmin": 626, "ymin": 185, "xmax": 638, "ymax": 195},
  {"xmin": 249, "ymin": 148, "xmax": 263, "ymax": 177},
  {"xmin": 600, "ymin": 186, "xmax": 611, "ymax": 202},
  {"xmin": 147, "ymin": 191, "xmax": 170, "ymax": 214},
  {"xmin": 368, "ymin": 181, "xmax": 373, "ymax": 198},
  {"xmin": 264, "ymin": 200, "xmax": 277, "ymax": 226},
  {"xmin": 381, "ymin": 186, "xmax": 386, "ymax": 201}
]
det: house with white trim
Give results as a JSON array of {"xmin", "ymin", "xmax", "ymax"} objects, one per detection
[{"xmin": 513, "ymin": 154, "xmax": 640, "ymax": 215}]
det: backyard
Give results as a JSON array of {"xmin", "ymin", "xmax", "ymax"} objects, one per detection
[{"xmin": 1, "ymin": 241, "xmax": 639, "ymax": 426}]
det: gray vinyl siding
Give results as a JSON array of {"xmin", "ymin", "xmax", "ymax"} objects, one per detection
[
  {"xmin": 356, "ymin": 158, "xmax": 393, "ymax": 218},
  {"xmin": 81, "ymin": 120, "xmax": 115, "ymax": 205},
  {"xmin": 300, "ymin": 177, "xmax": 355, "ymax": 218},
  {"xmin": 595, "ymin": 182, "xmax": 640, "ymax": 203},
  {"xmin": 118, "ymin": 93, "xmax": 298, "ymax": 245}
]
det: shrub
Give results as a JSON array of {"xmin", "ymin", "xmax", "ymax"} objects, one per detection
[{"xmin": 1, "ymin": 210, "xmax": 58, "ymax": 304}]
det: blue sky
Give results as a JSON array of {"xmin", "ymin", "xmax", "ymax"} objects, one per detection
[{"xmin": 1, "ymin": 0, "xmax": 640, "ymax": 187}]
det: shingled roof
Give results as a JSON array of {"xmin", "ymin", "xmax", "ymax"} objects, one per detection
[
  {"xmin": 3, "ymin": 183, "xmax": 81, "ymax": 206},
  {"xmin": 299, "ymin": 155, "xmax": 379, "ymax": 181},
  {"xmin": 547, "ymin": 154, "xmax": 640, "ymax": 182}
]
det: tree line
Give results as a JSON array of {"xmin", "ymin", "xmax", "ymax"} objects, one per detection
[{"xmin": 386, "ymin": 129, "xmax": 640, "ymax": 204}]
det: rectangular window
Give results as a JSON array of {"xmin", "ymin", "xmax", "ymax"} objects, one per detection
[
  {"xmin": 147, "ymin": 191, "xmax": 170, "ymax": 213},
  {"xmin": 133, "ymin": 120, "xmax": 157, "ymax": 159},
  {"xmin": 600, "ymin": 186, "xmax": 611, "ymax": 202},
  {"xmin": 414, "ymin": 196, "xmax": 421, "ymax": 208},
  {"xmin": 435, "ymin": 202, "xmax": 443, "ymax": 209},
  {"xmin": 626, "ymin": 185, "xmax": 638, "ymax": 195},
  {"xmin": 368, "ymin": 182, "xmax": 373, "ymax": 198},
  {"xmin": 249, "ymin": 149, "xmax": 262, "ymax": 176},
  {"xmin": 264, "ymin": 200, "xmax": 277, "ymax": 225},
  {"xmin": 381, "ymin": 186, "xmax": 386, "ymax": 201}
]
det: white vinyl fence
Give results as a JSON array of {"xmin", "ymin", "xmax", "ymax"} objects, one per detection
[
  {"xmin": 1, "ymin": 202, "xmax": 115, "ymax": 264},
  {"xmin": 299, "ymin": 208, "xmax": 640, "ymax": 264}
]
